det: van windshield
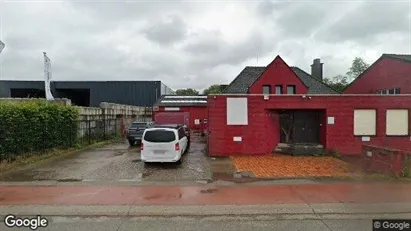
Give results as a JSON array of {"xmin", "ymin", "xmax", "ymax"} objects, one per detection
[{"xmin": 144, "ymin": 130, "xmax": 176, "ymax": 143}]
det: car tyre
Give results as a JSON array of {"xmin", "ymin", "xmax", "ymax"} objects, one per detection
[
  {"xmin": 176, "ymin": 158, "xmax": 182, "ymax": 165},
  {"xmin": 128, "ymin": 140, "xmax": 135, "ymax": 146}
]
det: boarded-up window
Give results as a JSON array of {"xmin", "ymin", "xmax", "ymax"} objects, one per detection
[
  {"xmin": 226, "ymin": 97, "xmax": 248, "ymax": 125},
  {"xmin": 386, "ymin": 109, "xmax": 409, "ymax": 136},
  {"xmin": 354, "ymin": 109, "xmax": 376, "ymax": 136}
]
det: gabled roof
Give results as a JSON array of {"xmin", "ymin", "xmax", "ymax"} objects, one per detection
[
  {"xmin": 383, "ymin": 54, "xmax": 411, "ymax": 63},
  {"xmin": 223, "ymin": 67, "xmax": 266, "ymax": 93},
  {"xmin": 291, "ymin": 67, "xmax": 340, "ymax": 94},
  {"xmin": 154, "ymin": 95, "xmax": 207, "ymax": 107},
  {"xmin": 223, "ymin": 66, "xmax": 340, "ymax": 94},
  {"xmin": 343, "ymin": 53, "xmax": 411, "ymax": 93}
]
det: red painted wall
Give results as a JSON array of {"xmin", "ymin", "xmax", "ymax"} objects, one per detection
[
  {"xmin": 248, "ymin": 56, "xmax": 308, "ymax": 94},
  {"xmin": 208, "ymin": 95, "xmax": 411, "ymax": 156},
  {"xmin": 154, "ymin": 106, "xmax": 208, "ymax": 130},
  {"xmin": 344, "ymin": 58, "xmax": 411, "ymax": 94}
]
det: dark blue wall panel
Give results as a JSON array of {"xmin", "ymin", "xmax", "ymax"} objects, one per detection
[{"xmin": 0, "ymin": 80, "xmax": 168, "ymax": 107}]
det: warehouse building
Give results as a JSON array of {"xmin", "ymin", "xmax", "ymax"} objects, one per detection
[
  {"xmin": 152, "ymin": 95, "xmax": 208, "ymax": 133},
  {"xmin": 0, "ymin": 80, "xmax": 174, "ymax": 107}
]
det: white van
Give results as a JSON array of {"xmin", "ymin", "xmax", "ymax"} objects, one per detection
[{"xmin": 141, "ymin": 124, "xmax": 188, "ymax": 164}]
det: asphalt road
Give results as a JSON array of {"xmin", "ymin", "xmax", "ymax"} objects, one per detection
[
  {"xmin": 0, "ymin": 136, "xmax": 212, "ymax": 184},
  {"xmin": 0, "ymin": 216, "xmax": 374, "ymax": 231}
]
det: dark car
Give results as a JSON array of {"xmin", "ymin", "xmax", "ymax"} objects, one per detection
[{"xmin": 127, "ymin": 121, "xmax": 153, "ymax": 146}]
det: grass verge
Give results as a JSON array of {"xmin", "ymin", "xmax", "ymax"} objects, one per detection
[{"xmin": 0, "ymin": 138, "xmax": 124, "ymax": 176}]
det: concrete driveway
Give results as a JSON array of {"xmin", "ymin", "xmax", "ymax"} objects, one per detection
[{"xmin": 0, "ymin": 136, "xmax": 212, "ymax": 185}]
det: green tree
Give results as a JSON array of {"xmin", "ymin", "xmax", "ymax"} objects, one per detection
[
  {"xmin": 175, "ymin": 88, "xmax": 199, "ymax": 95},
  {"xmin": 346, "ymin": 57, "xmax": 370, "ymax": 80},
  {"xmin": 203, "ymin": 84, "xmax": 228, "ymax": 95},
  {"xmin": 323, "ymin": 75, "xmax": 348, "ymax": 92}
]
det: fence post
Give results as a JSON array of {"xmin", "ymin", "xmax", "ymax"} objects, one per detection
[
  {"xmin": 102, "ymin": 109, "xmax": 106, "ymax": 140},
  {"xmin": 88, "ymin": 120, "xmax": 91, "ymax": 144}
]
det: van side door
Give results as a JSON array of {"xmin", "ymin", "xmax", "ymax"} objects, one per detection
[{"xmin": 177, "ymin": 127, "xmax": 187, "ymax": 152}]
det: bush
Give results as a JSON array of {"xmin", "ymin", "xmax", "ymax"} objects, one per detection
[{"xmin": 0, "ymin": 99, "xmax": 79, "ymax": 160}]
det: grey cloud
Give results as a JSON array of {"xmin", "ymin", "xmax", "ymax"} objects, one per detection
[
  {"xmin": 182, "ymin": 29, "xmax": 276, "ymax": 68},
  {"xmin": 69, "ymin": 1, "xmax": 187, "ymax": 22},
  {"xmin": 319, "ymin": 1, "xmax": 410, "ymax": 43},
  {"xmin": 141, "ymin": 15, "xmax": 188, "ymax": 46}
]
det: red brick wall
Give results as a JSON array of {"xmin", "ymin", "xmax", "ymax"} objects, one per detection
[
  {"xmin": 362, "ymin": 145, "xmax": 411, "ymax": 177},
  {"xmin": 208, "ymin": 95, "xmax": 411, "ymax": 156},
  {"xmin": 248, "ymin": 56, "xmax": 308, "ymax": 94},
  {"xmin": 154, "ymin": 106, "xmax": 208, "ymax": 130},
  {"xmin": 344, "ymin": 58, "xmax": 411, "ymax": 94}
]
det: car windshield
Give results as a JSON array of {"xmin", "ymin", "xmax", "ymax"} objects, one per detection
[
  {"xmin": 143, "ymin": 130, "xmax": 176, "ymax": 143},
  {"xmin": 131, "ymin": 123, "xmax": 147, "ymax": 129}
]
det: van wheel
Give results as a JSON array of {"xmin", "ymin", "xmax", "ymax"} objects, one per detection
[
  {"xmin": 128, "ymin": 140, "xmax": 135, "ymax": 146},
  {"xmin": 176, "ymin": 159, "xmax": 182, "ymax": 165}
]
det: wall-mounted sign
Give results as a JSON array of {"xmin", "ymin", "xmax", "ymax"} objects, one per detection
[
  {"xmin": 361, "ymin": 136, "xmax": 370, "ymax": 142},
  {"xmin": 233, "ymin": 136, "xmax": 242, "ymax": 142},
  {"xmin": 164, "ymin": 107, "xmax": 180, "ymax": 111},
  {"xmin": 327, "ymin": 117, "xmax": 335, "ymax": 125},
  {"xmin": 194, "ymin": 119, "xmax": 200, "ymax": 125}
]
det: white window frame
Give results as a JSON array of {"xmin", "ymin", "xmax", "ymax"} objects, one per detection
[
  {"xmin": 226, "ymin": 97, "xmax": 248, "ymax": 125},
  {"xmin": 353, "ymin": 109, "xmax": 377, "ymax": 136},
  {"xmin": 386, "ymin": 109, "xmax": 409, "ymax": 136}
]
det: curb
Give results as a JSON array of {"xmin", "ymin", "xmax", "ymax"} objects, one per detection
[{"xmin": 0, "ymin": 203, "xmax": 410, "ymax": 217}]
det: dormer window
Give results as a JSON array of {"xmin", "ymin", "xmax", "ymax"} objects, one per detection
[
  {"xmin": 287, "ymin": 85, "xmax": 296, "ymax": 94},
  {"xmin": 275, "ymin": 85, "xmax": 282, "ymax": 94},
  {"xmin": 262, "ymin": 85, "xmax": 271, "ymax": 95}
]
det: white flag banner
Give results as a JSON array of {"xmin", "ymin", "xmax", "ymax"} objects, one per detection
[
  {"xmin": 43, "ymin": 52, "xmax": 54, "ymax": 100},
  {"xmin": 0, "ymin": 40, "xmax": 5, "ymax": 54}
]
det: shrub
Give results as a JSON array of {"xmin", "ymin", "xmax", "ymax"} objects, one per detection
[{"xmin": 0, "ymin": 99, "xmax": 79, "ymax": 160}]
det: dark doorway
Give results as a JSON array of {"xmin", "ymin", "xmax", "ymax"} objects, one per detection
[
  {"xmin": 279, "ymin": 110, "xmax": 321, "ymax": 144},
  {"xmin": 56, "ymin": 89, "xmax": 90, "ymax": 106},
  {"xmin": 10, "ymin": 89, "xmax": 46, "ymax": 98}
]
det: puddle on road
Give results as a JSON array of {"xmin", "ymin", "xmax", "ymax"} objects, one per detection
[
  {"xmin": 57, "ymin": 178, "xmax": 83, "ymax": 182},
  {"xmin": 200, "ymin": 188, "xmax": 218, "ymax": 194},
  {"xmin": 144, "ymin": 193, "xmax": 183, "ymax": 200}
]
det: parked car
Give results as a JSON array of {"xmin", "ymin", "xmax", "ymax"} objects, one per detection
[
  {"xmin": 127, "ymin": 121, "xmax": 153, "ymax": 146},
  {"xmin": 141, "ymin": 124, "xmax": 188, "ymax": 165}
]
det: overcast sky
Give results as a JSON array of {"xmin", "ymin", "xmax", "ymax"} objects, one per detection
[{"xmin": 0, "ymin": 0, "xmax": 410, "ymax": 91}]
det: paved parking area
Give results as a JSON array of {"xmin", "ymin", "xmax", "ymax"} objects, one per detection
[{"xmin": 0, "ymin": 136, "xmax": 212, "ymax": 184}]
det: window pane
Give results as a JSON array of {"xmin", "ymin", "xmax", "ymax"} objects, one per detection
[
  {"xmin": 275, "ymin": 86, "xmax": 282, "ymax": 94},
  {"xmin": 287, "ymin": 85, "xmax": 295, "ymax": 94},
  {"xmin": 144, "ymin": 130, "xmax": 176, "ymax": 143},
  {"xmin": 389, "ymin": 89, "xmax": 395, "ymax": 94},
  {"xmin": 386, "ymin": 109, "xmax": 409, "ymax": 135},
  {"xmin": 353, "ymin": 109, "xmax": 376, "ymax": 136},
  {"xmin": 263, "ymin": 85, "xmax": 271, "ymax": 95},
  {"xmin": 395, "ymin": 88, "xmax": 401, "ymax": 94}
]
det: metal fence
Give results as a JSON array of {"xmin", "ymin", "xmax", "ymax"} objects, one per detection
[{"xmin": 76, "ymin": 118, "xmax": 122, "ymax": 145}]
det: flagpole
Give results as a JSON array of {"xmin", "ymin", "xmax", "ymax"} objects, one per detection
[{"xmin": 43, "ymin": 52, "xmax": 54, "ymax": 101}]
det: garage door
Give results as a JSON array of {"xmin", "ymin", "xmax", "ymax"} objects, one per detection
[{"xmin": 154, "ymin": 112, "xmax": 190, "ymax": 125}]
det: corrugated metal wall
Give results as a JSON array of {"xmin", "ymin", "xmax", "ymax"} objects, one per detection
[{"xmin": 0, "ymin": 80, "xmax": 174, "ymax": 107}]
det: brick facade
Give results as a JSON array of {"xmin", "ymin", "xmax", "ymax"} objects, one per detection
[
  {"xmin": 344, "ymin": 57, "xmax": 411, "ymax": 94},
  {"xmin": 207, "ymin": 95, "xmax": 411, "ymax": 156},
  {"xmin": 154, "ymin": 106, "xmax": 208, "ymax": 131}
]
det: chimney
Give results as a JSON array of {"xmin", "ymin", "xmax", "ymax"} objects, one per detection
[{"xmin": 311, "ymin": 58, "xmax": 323, "ymax": 81}]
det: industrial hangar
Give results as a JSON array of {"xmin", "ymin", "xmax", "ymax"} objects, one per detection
[{"xmin": 0, "ymin": 80, "xmax": 174, "ymax": 107}]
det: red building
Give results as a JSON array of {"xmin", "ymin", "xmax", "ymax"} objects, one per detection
[
  {"xmin": 153, "ymin": 95, "xmax": 208, "ymax": 132},
  {"xmin": 344, "ymin": 54, "xmax": 411, "ymax": 94},
  {"xmin": 207, "ymin": 56, "xmax": 411, "ymax": 156}
]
